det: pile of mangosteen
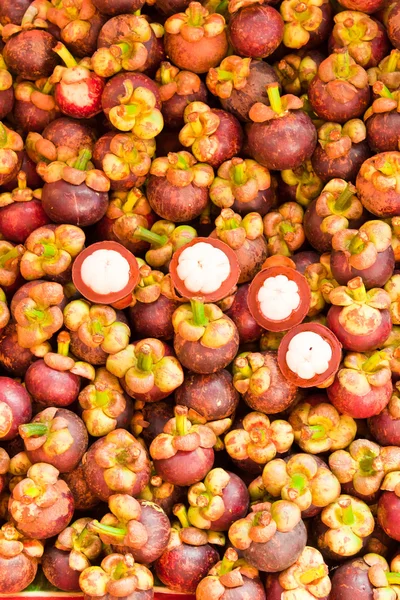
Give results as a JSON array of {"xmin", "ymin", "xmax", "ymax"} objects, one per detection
[{"xmin": 3, "ymin": 0, "xmax": 400, "ymax": 599}]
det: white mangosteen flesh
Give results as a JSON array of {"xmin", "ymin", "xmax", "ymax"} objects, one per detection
[
  {"xmin": 81, "ymin": 249, "xmax": 130, "ymax": 295},
  {"xmin": 286, "ymin": 331, "xmax": 332, "ymax": 380},
  {"xmin": 176, "ymin": 242, "xmax": 230, "ymax": 294},
  {"xmin": 257, "ymin": 275, "xmax": 300, "ymax": 321}
]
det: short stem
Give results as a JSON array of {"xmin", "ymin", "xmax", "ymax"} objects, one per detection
[
  {"xmin": 280, "ymin": 222, "xmax": 295, "ymax": 235},
  {"xmin": 0, "ymin": 247, "xmax": 20, "ymax": 268},
  {"xmin": 137, "ymin": 346, "xmax": 153, "ymax": 372},
  {"xmin": 233, "ymin": 163, "xmax": 246, "ymax": 185},
  {"xmin": 219, "ymin": 552, "xmax": 237, "ymax": 575},
  {"xmin": 121, "ymin": 104, "xmax": 141, "ymax": 116},
  {"xmin": 190, "ymin": 120, "xmax": 203, "ymax": 137},
  {"xmin": 336, "ymin": 50, "xmax": 350, "ymax": 79},
  {"xmin": 386, "ymin": 50, "xmax": 400, "ymax": 73},
  {"xmin": 176, "ymin": 154, "xmax": 189, "ymax": 170},
  {"xmin": 74, "ymin": 149, "xmax": 92, "ymax": 171},
  {"xmin": 374, "ymin": 82, "xmax": 394, "ymax": 99},
  {"xmin": 24, "ymin": 486, "xmax": 41, "ymax": 498},
  {"xmin": 334, "ymin": 184, "xmax": 354, "ymax": 212},
  {"xmin": 349, "ymin": 280, "xmax": 367, "ymax": 302},
  {"xmin": 41, "ymin": 79, "xmax": 54, "ymax": 96},
  {"xmin": 96, "ymin": 390, "xmax": 111, "ymax": 407},
  {"xmin": 349, "ymin": 234, "xmax": 365, "ymax": 255},
  {"xmin": 267, "ymin": 83, "xmax": 283, "ymax": 114},
  {"xmin": 173, "ymin": 504, "xmax": 190, "ymax": 528},
  {"xmin": 308, "ymin": 424, "xmax": 326, "ymax": 440},
  {"xmin": 215, "ymin": 0, "xmax": 228, "ymax": 13},
  {"xmin": 133, "ymin": 226, "xmax": 168, "ymax": 247},
  {"xmin": 188, "ymin": 2, "xmax": 204, "ymax": 26},
  {"xmin": 223, "ymin": 218, "xmax": 240, "ymax": 230},
  {"xmin": 123, "ymin": 191, "xmax": 139, "ymax": 214},
  {"xmin": 113, "ymin": 560, "xmax": 128, "ymax": 580},
  {"xmin": 386, "ymin": 573, "xmax": 400, "ymax": 585},
  {"xmin": 362, "ymin": 352, "xmax": 383, "ymax": 373},
  {"xmin": 190, "ymin": 298, "xmax": 208, "ymax": 327},
  {"xmin": 341, "ymin": 501, "xmax": 355, "ymax": 526},
  {"xmin": 53, "ymin": 42, "xmax": 78, "ymax": 68},
  {"xmin": 89, "ymin": 521, "xmax": 126, "ymax": 538},
  {"xmin": 17, "ymin": 172, "xmax": 27, "ymax": 190},
  {"xmin": 175, "ymin": 410, "xmax": 188, "ymax": 437},
  {"xmin": 378, "ymin": 160, "xmax": 394, "ymax": 176},
  {"xmin": 75, "ymin": 526, "xmax": 92, "ymax": 549},
  {"xmin": 35, "ymin": 243, "xmax": 57, "ymax": 258},
  {"xmin": 114, "ymin": 42, "xmax": 131, "ymax": 55},
  {"xmin": 25, "ymin": 308, "xmax": 45, "ymax": 321},
  {"xmin": 299, "ymin": 565, "xmax": 327, "ymax": 585},
  {"xmin": 91, "ymin": 320, "xmax": 103, "ymax": 336},
  {"xmin": 0, "ymin": 122, "xmax": 7, "ymax": 148},
  {"xmin": 19, "ymin": 423, "xmax": 48, "ymax": 437},
  {"xmin": 216, "ymin": 69, "xmax": 234, "ymax": 81},
  {"xmin": 57, "ymin": 332, "xmax": 71, "ymax": 357},
  {"xmin": 291, "ymin": 473, "xmax": 306, "ymax": 492}
]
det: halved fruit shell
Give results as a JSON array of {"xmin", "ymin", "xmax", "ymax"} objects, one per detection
[{"xmin": 277, "ymin": 322, "xmax": 342, "ymax": 388}]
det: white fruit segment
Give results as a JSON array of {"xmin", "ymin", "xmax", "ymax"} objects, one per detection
[
  {"xmin": 286, "ymin": 331, "xmax": 332, "ymax": 380},
  {"xmin": 257, "ymin": 275, "xmax": 300, "ymax": 321},
  {"xmin": 176, "ymin": 242, "xmax": 231, "ymax": 294},
  {"xmin": 81, "ymin": 249, "xmax": 130, "ymax": 295}
]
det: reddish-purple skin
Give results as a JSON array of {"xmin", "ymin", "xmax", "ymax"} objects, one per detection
[
  {"xmin": 330, "ymin": 558, "xmax": 374, "ymax": 600},
  {"xmin": 69, "ymin": 331, "xmax": 108, "ymax": 366},
  {"xmin": 0, "ymin": 324, "xmax": 36, "ymax": 377},
  {"xmin": 244, "ymin": 351, "xmax": 299, "ymax": 414},
  {"xmin": 229, "ymin": 5, "xmax": 284, "ymax": 58},
  {"xmin": 97, "ymin": 15, "xmax": 164, "ymax": 76},
  {"xmin": 0, "ymin": 200, "xmax": 50, "ymax": 243},
  {"xmin": 95, "ymin": 214, "xmax": 150, "ymax": 255},
  {"xmin": 243, "ymin": 519, "xmax": 307, "ymax": 572},
  {"xmin": 207, "ymin": 472, "xmax": 250, "ymax": 531},
  {"xmin": 24, "ymin": 409, "xmax": 88, "ymax": 473},
  {"xmin": 265, "ymin": 574, "xmax": 286, "ymax": 600},
  {"xmin": 174, "ymin": 321, "xmax": 240, "ymax": 374},
  {"xmin": 62, "ymin": 462, "xmax": 100, "ymax": 511},
  {"xmin": 155, "ymin": 0, "xmax": 191, "ymax": 16},
  {"xmin": 329, "ymin": 19, "xmax": 389, "ymax": 68},
  {"xmin": 246, "ymin": 110, "xmax": 317, "ymax": 170},
  {"xmin": 42, "ymin": 117, "xmax": 98, "ymax": 151},
  {"xmin": 357, "ymin": 161, "xmax": 400, "ymax": 218},
  {"xmin": 12, "ymin": 479, "xmax": 75, "ymax": 539},
  {"xmin": 60, "ymin": 13, "xmax": 107, "ymax": 58},
  {"xmin": 164, "ymin": 30, "xmax": 228, "ymax": 75},
  {"xmin": 388, "ymin": 2, "xmax": 400, "ymax": 48},
  {"xmin": 198, "ymin": 109, "xmax": 243, "ymax": 169},
  {"xmin": 114, "ymin": 500, "xmax": 171, "ymax": 563},
  {"xmin": 41, "ymin": 180, "xmax": 109, "ymax": 227},
  {"xmin": 221, "ymin": 576, "xmax": 266, "ymax": 600},
  {"xmin": 0, "ymin": 150, "xmax": 23, "ymax": 187},
  {"xmin": 0, "ymin": 0, "xmax": 31, "ymax": 25},
  {"xmin": 226, "ymin": 283, "xmax": 264, "ymax": 343},
  {"xmin": 368, "ymin": 409, "xmax": 400, "ymax": 446},
  {"xmin": 10, "ymin": 279, "xmax": 66, "ymax": 317},
  {"xmin": 42, "ymin": 547, "xmax": 81, "ymax": 592},
  {"xmin": 312, "ymin": 141, "xmax": 371, "ymax": 183},
  {"xmin": 338, "ymin": 0, "xmax": 384, "ymax": 11},
  {"xmin": 13, "ymin": 100, "xmax": 60, "ymax": 133},
  {"xmin": 93, "ymin": 132, "xmax": 147, "ymax": 191},
  {"xmin": 232, "ymin": 183, "xmax": 278, "ymax": 216},
  {"xmin": 129, "ymin": 296, "xmax": 178, "ymax": 340},
  {"xmin": 155, "ymin": 543, "xmax": 219, "ymax": 593},
  {"xmin": 162, "ymin": 82, "xmax": 208, "ymax": 129},
  {"xmin": 378, "ymin": 491, "xmax": 400, "ymax": 541},
  {"xmin": 327, "ymin": 375, "xmax": 392, "ymax": 418},
  {"xmin": 235, "ymin": 236, "xmax": 268, "ymax": 284},
  {"xmin": 220, "ymin": 61, "xmax": 280, "ymax": 122},
  {"xmin": 327, "ymin": 305, "xmax": 392, "ymax": 352},
  {"xmin": 115, "ymin": 395, "xmax": 134, "ymax": 430},
  {"xmin": 0, "ymin": 87, "xmax": 14, "ymax": 120},
  {"xmin": 147, "ymin": 176, "xmax": 209, "ymax": 222},
  {"xmin": 3, "ymin": 30, "xmax": 59, "ymax": 80},
  {"xmin": 308, "ymin": 75, "xmax": 371, "ymax": 123},
  {"xmin": 291, "ymin": 250, "xmax": 321, "ymax": 274},
  {"xmin": 3, "ymin": 152, "xmax": 43, "ymax": 191},
  {"xmin": 302, "ymin": 2, "xmax": 333, "ymax": 49},
  {"xmin": 0, "ymin": 376, "xmax": 31, "ymax": 441},
  {"xmin": 153, "ymin": 447, "xmax": 215, "ymax": 486},
  {"xmin": 330, "ymin": 246, "xmax": 395, "ymax": 288},
  {"xmin": 175, "ymin": 370, "xmax": 239, "ymax": 420},
  {"xmin": 55, "ymin": 73, "xmax": 105, "ymax": 119},
  {"xmin": 140, "ymin": 401, "xmax": 174, "ymax": 446},
  {"xmin": 24, "ymin": 360, "xmax": 80, "ymax": 407},
  {"xmin": 102, "ymin": 72, "xmax": 161, "ymax": 118},
  {"xmin": 0, "ymin": 553, "xmax": 38, "ymax": 594},
  {"xmin": 83, "ymin": 436, "xmax": 151, "ymax": 501},
  {"xmin": 366, "ymin": 112, "xmax": 400, "ymax": 153},
  {"xmin": 92, "ymin": 0, "xmax": 146, "ymax": 15}
]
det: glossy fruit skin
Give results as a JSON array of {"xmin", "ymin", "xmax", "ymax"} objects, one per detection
[
  {"xmin": 327, "ymin": 376, "xmax": 393, "ymax": 418},
  {"xmin": 312, "ymin": 141, "xmax": 371, "ymax": 183},
  {"xmin": 42, "ymin": 118, "xmax": 98, "ymax": 152},
  {"xmin": 0, "ymin": 201, "xmax": 50, "ymax": 244},
  {"xmin": 154, "ymin": 447, "xmax": 215, "ymax": 486},
  {"xmin": 242, "ymin": 519, "xmax": 307, "ymax": 572},
  {"xmin": 174, "ymin": 324, "xmax": 239, "ymax": 374},
  {"xmin": 140, "ymin": 401, "xmax": 174, "ymax": 446},
  {"xmin": 378, "ymin": 491, "xmax": 400, "ymax": 541},
  {"xmin": 0, "ymin": 324, "xmax": 36, "ymax": 377},
  {"xmin": 42, "ymin": 547, "xmax": 80, "ymax": 592},
  {"xmin": 0, "ymin": 377, "xmax": 32, "ymax": 441},
  {"xmin": 24, "ymin": 360, "xmax": 80, "ymax": 407},
  {"xmin": 162, "ymin": 81, "xmax": 208, "ymax": 128},
  {"xmin": 55, "ymin": 73, "xmax": 105, "ymax": 120},
  {"xmin": 209, "ymin": 472, "xmax": 250, "ymax": 531},
  {"xmin": 291, "ymin": 250, "xmax": 321, "ymax": 274},
  {"xmin": 0, "ymin": 552, "xmax": 38, "ymax": 594},
  {"xmin": 226, "ymin": 283, "xmax": 264, "ymax": 343},
  {"xmin": 147, "ymin": 176, "xmax": 209, "ymax": 222},
  {"xmin": 164, "ymin": 31, "xmax": 228, "ymax": 75},
  {"xmin": 155, "ymin": 543, "xmax": 219, "ymax": 593},
  {"xmin": 330, "ymin": 246, "xmax": 395, "ymax": 289},
  {"xmin": 129, "ymin": 296, "xmax": 179, "ymax": 340},
  {"xmin": 247, "ymin": 111, "xmax": 317, "ymax": 170},
  {"xmin": 176, "ymin": 369, "xmax": 239, "ymax": 421},
  {"xmin": 327, "ymin": 305, "xmax": 392, "ymax": 351},
  {"xmin": 308, "ymin": 77, "xmax": 371, "ymax": 123},
  {"xmin": 3, "ymin": 30, "xmax": 59, "ymax": 80},
  {"xmin": 368, "ymin": 410, "xmax": 400, "ymax": 446},
  {"xmin": 41, "ymin": 181, "xmax": 109, "ymax": 227},
  {"xmin": 229, "ymin": 5, "xmax": 284, "ymax": 59},
  {"xmin": 329, "ymin": 558, "xmax": 373, "ymax": 600}
]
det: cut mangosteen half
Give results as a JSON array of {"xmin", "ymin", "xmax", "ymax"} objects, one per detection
[
  {"xmin": 247, "ymin": 266, "xmax": 311, "ymax": 332},
  {"xmin": 277, "ymin": 322, "xmax": 342, "ymax": 388},
  {"xmin": 72, "ymin": 241, "xmax": 140, "ymax": 308},
  {"xmin": 169, "ymin": 237, "xmax": 240, "ymax": 302}
]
